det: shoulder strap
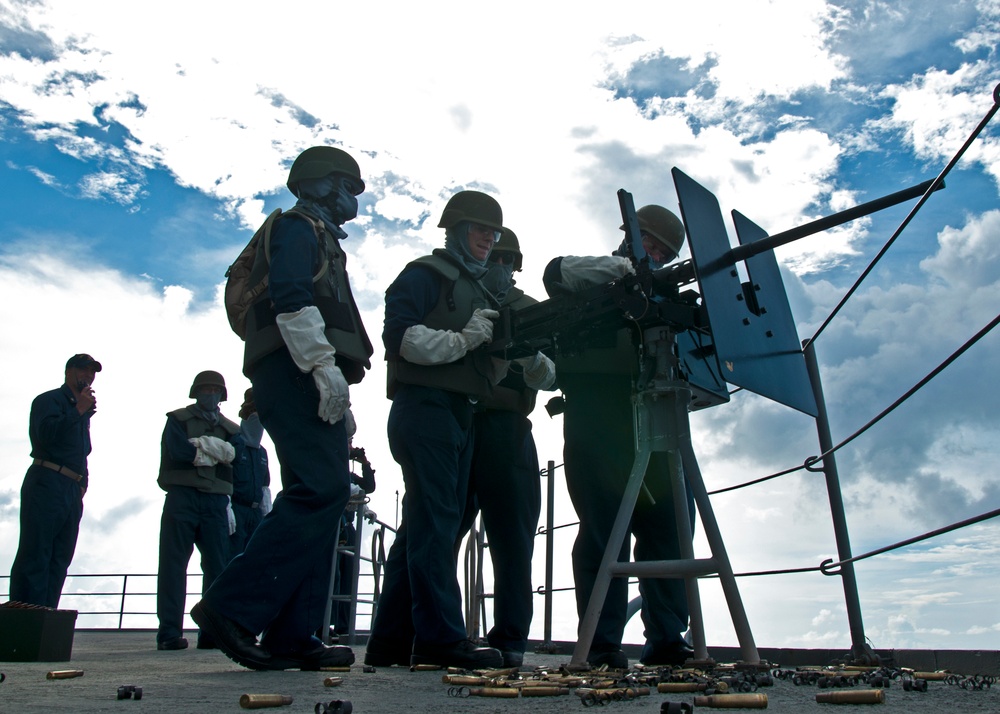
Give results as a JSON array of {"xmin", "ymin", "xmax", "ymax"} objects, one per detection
[
  {"xmin": 411, "ymin": 253, "xmax": 461, "ymax": 282},
  {"xmin": 268, "ymin": 207, "xmax": 329, "ymax": 284}
]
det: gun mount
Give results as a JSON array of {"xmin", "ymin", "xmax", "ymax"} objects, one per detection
[{"xmin": 491, "ymin": 170, "xmax": 943, "ymax": 417}]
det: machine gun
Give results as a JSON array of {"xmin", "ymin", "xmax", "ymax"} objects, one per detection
[
  {"xmin": 489, "ymin": 187, "xmax": 696, "ymax": 363},
  {"xmin": 490, "ymin": 172, "xmax": 943, "ymax": 416},
  {"xmin": 489, "ymin": 256, "xmax": 730, "ymax": 410}
]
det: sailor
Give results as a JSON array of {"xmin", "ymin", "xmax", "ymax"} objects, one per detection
[
  {"xmin": 192, "ymin": 146, "xmax": 373, "ymax": 672},
  {"xmin": 156, "ymin": 370, "xmax": 239, "ymax": 651},
  {"xmin": 543, "ymin": 205, "xmax": 696, "ymax": 668},
  {"xmin": 365, "ymin": 190, "xmax": 506, "ymax": 669}
]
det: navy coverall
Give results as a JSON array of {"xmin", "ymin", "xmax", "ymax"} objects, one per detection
[
  {"xmin": 229, "ymin": 436, "xmax": 270, "ymax": 558},
  {"xmin": 10, "ymin": 384, "xmax": 92, "ymax": 608},
  {"xmin": 201, "ymin": 215, "xmax": 355, "ymax": 657},
  {"xmin": 368, "ymin": 266, "xmax": 476, "ymax": 651},
  {"xmin": 457, "ymin": 375, "xmax": 542, "ymax": 656}
]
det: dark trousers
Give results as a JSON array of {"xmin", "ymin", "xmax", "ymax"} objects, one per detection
[
  {"xmin": 156, "ymin": 486, "xmax": 229, "ymax": 643},
  {"xmin": 561, "ymin": 373, "xmax": 693, "ymax": 652},
  {"xmin": 202, "ymin": 349, "xmax": 350, "ymax": 655},
  {"xmin": 369, "ymin": 385, "xmax": 473, "ymax": 649},
  {"xmin": 229, "ymin": 503, "xmax": 264, "ymax": 559},
  {"xmin": 458, "ymin": 409, "xmax": 541, "ymax": 654},
  {"xmin": 9, "ymin": 465, "xmax": 84, "ymax": 608}
]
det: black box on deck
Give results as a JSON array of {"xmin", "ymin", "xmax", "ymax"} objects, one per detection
[{"xmin": 0, "ymin": 607, "xmax": 78, "ymax": 661}]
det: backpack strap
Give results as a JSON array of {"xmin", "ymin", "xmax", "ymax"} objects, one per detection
[{"xmin": 265, "ymin": 207, "xmax": 329, "ymax": 283}]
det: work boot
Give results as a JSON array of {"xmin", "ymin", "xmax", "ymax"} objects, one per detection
[
  {"xmin": 410, "ymin": 639, "xmax": 503, "ymax": 669},
  {"xmin": 501, "ymin": 650, "xmax": 524, "ymax": 668},
  {"xmin": 190, "ymin": 600, "xmax": 272, "ymax": 671},
  {"xmin": 268, "ymin": 641, "xmax": 355, "ymax": 671},
  {"xmin": 156, "ymin": 637, "xmax": 188, "ymax": 651},
  {"xmin": 640, "ymin": 641, "xmax": 695, "ymax": 667},
  {"xmin": 363, "ymin": 636, "xmax": 412, "ymax": 667},
  {"xmin": 587, "ymin": 648, "xmax": 628, "ymax": 669}
]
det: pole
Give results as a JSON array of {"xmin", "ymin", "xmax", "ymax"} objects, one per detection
[
  {"xmin": 543, "ymin": 460, "xmax": 555, "ymax": 650},
  {"xmin": 802, "ymin": 340, "xmax": 877, "ymax": 664}
]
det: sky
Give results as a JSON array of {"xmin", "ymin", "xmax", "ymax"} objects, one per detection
[{"xmin": 1, "ymin": 0, "xmax": 999, "ymax": 654}]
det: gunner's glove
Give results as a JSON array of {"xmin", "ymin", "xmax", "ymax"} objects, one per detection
[
  {"xmin": 276, "ymin": 305, "xmax": 350, "ymax": 425},
  {"xmin": 514, "ymin": 351, "xmax": 557, "ymax": 390},
  {"xmin": 226, "ymin": 497, "xmax": 236, "ymax": 536},
  {"xmin": 559, "ymin": 255, "xmax": 635, "ymax": 292},
  {"xmin": 189, "ymin": 436, "xmax": 235, "ymax": 466},
  {"xmin": 400, "ymin": 309, "xmax": 500, "ymax": 365},
  {"xmin": 460, "ymin": 309, "xmax": 498, "ymax": 350}
]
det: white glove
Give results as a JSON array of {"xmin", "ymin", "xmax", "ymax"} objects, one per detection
[
  {"xmin": 559, "ymin": 255, "xmax": 635, "ymax": 292},
  {"xmin": 189, "ymin": 436, "xmax": 235, "ymax": 466},
  {"xmin": 276, "ymin": 305, "xmax": 350, "ymax": 424},
  {"xmin": 190, "ymin": 441, "xmax": 217, "ymax": 467},
  {"xmin": 349, "ymin": 482, "xmax": 364, "ymax": 504},
  {"xmin": 515, "ymin": 351, "xmax": 557, "ymax": 390},
  {"xmin": 198, "ymin": 435, "xmax": 236, "ymax": 464},
  {"xmin": 259, "ymin": 486, "xmax": 272, "ymax": 515},
  {"xmin": 461, "ymin": 309, "xmax": 498, "ymax": 350},
  {"xmin": 399, "ymin": 309, "xmax": 500, "ymax": 366},
  {"xmin": 226, "ymin": 497, "xmax": 236, "ymax": 536},
  {"xmin": 313, "ymin": 363, "xmax": 351, "ymax": 424},
  {"xmin": 343, "ymin": 407, "xmax": 357, "ymax": 438}
]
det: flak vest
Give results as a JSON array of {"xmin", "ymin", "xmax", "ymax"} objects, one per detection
[
  {"xmin": 386, "ymin": 251, "xmax": 500, "ymax": 400},
  {"xmin": 157, "ymin": 407, "xmax": 240, "ymax": 495},
  {"xmin": 478, "ymin": 287, "xmax": 539, "ymax": 416},
  {"xmin": 242, "ymin": 209, "xmax": 373, "ymax": 383}
]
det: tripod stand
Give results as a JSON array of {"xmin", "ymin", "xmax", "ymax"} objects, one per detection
[{"xmin": 570, "ymin": 325, "xmax": 760, "ymax": 666}]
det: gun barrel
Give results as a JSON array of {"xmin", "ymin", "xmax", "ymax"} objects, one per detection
[{"xmin": 728, "ymin": 178, "xmax": 944, "ymax": 264}]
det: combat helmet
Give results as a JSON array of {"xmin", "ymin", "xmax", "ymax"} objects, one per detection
[
  {"xmin": 189, "ymin": 370, "xmax": 228, "ymax": 401},
  {"xmin": 621, "ymin": 205, "xmax": 686, "ymax": 259},
  {"xmin": 437, "ymin": 190, "xmax": 503, "ymax": 231},
  {"xmin": 493, "ymin": 227, "xmax": 523, "ymax": 271},
  {"xmin": 287, "ymin": 146, "xmax": 364, "ymax": 198}
]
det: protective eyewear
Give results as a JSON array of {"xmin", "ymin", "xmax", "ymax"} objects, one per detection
[
  {"xmin": 469, "ymin": 223, "xmax": 502, "ymax": 243},
  {"xmin": 488, "ymin": 252, "xmax": 516, "ymax": 265}
]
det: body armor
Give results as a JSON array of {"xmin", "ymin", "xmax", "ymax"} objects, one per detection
[
  {"xmin": 242, "ymin": 210, "xmax": 373, "ymax": 383},
  {"xmin": 386, "ymin": 250, "xmax": 499, "ymax": 400},
  {"xmin": 157, "ymin": 407, "xmax": 240, "ymax": 495}
]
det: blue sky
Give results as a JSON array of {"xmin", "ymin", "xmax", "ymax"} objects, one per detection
[{"xmin": 1, "ymin": 0, "xmax": 999, "ymax": 652}]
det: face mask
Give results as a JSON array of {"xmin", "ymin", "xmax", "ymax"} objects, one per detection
[
  {"xmin": 323, "ymin": 186, "xmax": 359, "ymax": 225},
  {"xmin": 240, "ymin": 414, "xmax": 264, "ymax": 448},
  {"xmin": 301, "ymin": 175, "xmax": 359, "ymax": 226},
  {"xmin": 481, "ymin": 261, "xmax": 514, "ymax": 301},
  {"xmin": 196, "ymin": 393, "xmax": 222, "ymax": 412}
]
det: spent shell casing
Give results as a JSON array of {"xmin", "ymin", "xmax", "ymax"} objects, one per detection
[
  {"xmin": 46, "ymin": 669, "xmax": 84, "ymax": 679},
  {"xmin": 239, "ymin": 693, "xmax": 294, "ymax": 708},
  {"xmin": 466, "ymin": 687, "xmax": 519, "ymax": 698},
  {"xmin": 442, "ymin": 675, "xmax": 486, "ymax": 685},
  {"xmin": 520, "ymin": 686, "xmax": 570, "ymax": 696},
  {"xmin": 693, "ymin": 693, "xmax": 768, "ymax": 708},
  {"xmin": 816, "ymin": 688, "xmax": 885, "ymax": 704},
  {"xmin": 658, "ymin": 681, "xmax": 708, "ymax": 692}
]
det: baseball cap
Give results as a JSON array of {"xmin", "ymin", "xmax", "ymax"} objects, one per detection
[{"xmin": 66, "ymin": 353, "xmax": 103, "ymax": 372}]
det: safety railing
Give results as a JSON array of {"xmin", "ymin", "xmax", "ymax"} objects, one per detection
[{"xmin": 0, "ymin": 513, "xmax": 399, "ymax": 635}]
